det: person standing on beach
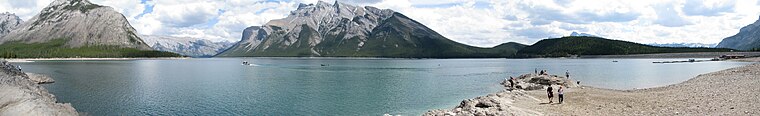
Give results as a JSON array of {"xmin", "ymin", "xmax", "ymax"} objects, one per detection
[
  {"xmin": 558, "ymin": 86, "xmax": 564, "ymax": 104},
  {"xmin": 566, "ymin": 70, "xmax": 570, "ymax": 79},
  {"xmin": 547, "ymin": 85, "xmax": 554, "ymax": 103},
  {"xmin": 535, "ymin": 68, "xmax": 538, "ymax": 74}
]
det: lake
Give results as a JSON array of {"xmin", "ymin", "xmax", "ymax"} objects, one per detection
[{"xmin": 15, "ymin": 58, "xmax": 750, "ymax": 115}]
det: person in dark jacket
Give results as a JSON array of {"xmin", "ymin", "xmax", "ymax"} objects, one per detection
[
  {"xmin": 547, "ymin": 85, "xmax": 554, "ymax": 103},
  {"xmin": 558, "ymin": 86, "xmax": 564, "ymax": 104}
]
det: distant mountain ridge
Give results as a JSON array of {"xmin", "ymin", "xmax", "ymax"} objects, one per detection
[
  {"xmin": 217, "ymin": 1, "xmax": 523, "ymax": 58},
  {"xmin": 648, "ymin": 43, "xmax": 717, "ymax": 48},
  {"xmin": 141, "ymin": 35, "xmax": 234, "ymax": 57},
  {"xmin": 518, "ymin": 36, "xmax": 732, "ymax": 57},
  {"xmin": 716, "ymin": 16, "xmax": 760, "ymax": 50},
  {"xmin": 569, "ymin": 32, "xmax": 598, "ymax": 37}
]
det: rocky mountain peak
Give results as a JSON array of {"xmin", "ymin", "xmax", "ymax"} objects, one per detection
[
  {"xmin": 738, "ymin": 16, "xmax": 760, "ymax": 33},
  {"xmin": 218, "ymin": 2, "xmax": 511, "ymax": 58},
  {"xmin": 569, "ymin": 31, "xmax": 598, "ymax": 37},
  {"xmin": 0, "ymin": 0, "xmax": 151, "ymax": 50},
  {"xmin": 45, "ymin": 0, "xmax": 104, "ymax": 13},
  {"xmin": 0, "ymin": 12, "xmax": 23, "ymax": 36}
]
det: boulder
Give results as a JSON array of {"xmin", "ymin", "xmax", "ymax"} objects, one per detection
[
  {"xmin": 423, "ymin": 91, "xmax": 542, "ymax": 116},
  {"xmin": 25, "ymin": 73, "xmax": 54, "ymax": 84}
]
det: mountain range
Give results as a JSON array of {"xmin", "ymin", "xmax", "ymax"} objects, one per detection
[
  {"xmin": 518, "ymin": 36, "xmax": 732, "ymax": 57},
  {"xmin": 717, "ymin": 16, "xmax": 760, "ymax": 50},
  {"xmin": 0, "ymin": 0, "xmax": 179, "ymax": 58},
  {"xmin": 648, "ymin": 43, "xmax": 717, "ymax": 48},
  {"xmin": 0, "ymin": 0, "xmax": 747, "ymax": 58},
  {"xmin": 141, "ymin": 35, "xmax": 234, "ymax": 57},
  {"xmin": 216, "ymin": 1, "xmax": 523, "ymax": 58}
]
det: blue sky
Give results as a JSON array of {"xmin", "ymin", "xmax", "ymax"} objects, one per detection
[{"xmin": 2, "ymin": 0, "xmax": 760, "ymax": 47}]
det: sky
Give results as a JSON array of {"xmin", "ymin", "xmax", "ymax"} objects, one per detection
[{"xmin": 1, "ymin": 0, "xmax": 760, "ymax": 47}]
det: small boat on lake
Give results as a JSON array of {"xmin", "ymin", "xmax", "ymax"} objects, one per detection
[{"xmin": 242, "ymin": 61, "xmax": 253, "ymax": 66}]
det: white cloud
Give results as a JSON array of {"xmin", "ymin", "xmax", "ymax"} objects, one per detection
[
  {"xmin": 653, "ymin": 2, "xmax": 693, "ymax": 27},
  {"xmin": 682, "ymin": 0, "xmax": 736, "ymax": 16},
  {"xmin": 89, "ymin": 0, "xmax": 145, "ymax": 19},
  {"xmin": 4, "ymin": 0, "xmax": 760, "ymax": 46},
  {"xmin": 0, "ymin": 0, "xmax": 52, "ymax": 20}
]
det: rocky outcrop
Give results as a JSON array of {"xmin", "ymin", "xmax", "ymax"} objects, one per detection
[
  {"xmin": 0, "ymin": 60, "xmax": 77, "ymax": 115},
  {"xmin": 423, "ymin": 90, "xmax": 543, "ymax": 116},
  {"xmin": 218, "ymin": 26, "xmax": 266, "ymax": 56},
  {"xmin": 217, "ymin": 1, "xmax": 520, "ymax": 58},
  {"xmin": 716, "ymin": 16, "xmax": 760, "ymax": 50},
  {"xmin": 25, "ymin": 73, "xmax": 55, "ymax": 84},
  {"xmin": 0, "ymin": 12, "xmax": 23, "ymax": 37},
  {"xmin": 0, "ymin": 0, "xmax": 151, "ymax": 50},
  {"xmin": 140, "ymin": 35, "xmax": 234, "ymax": 57},
  {"xmin": 424, "ymin": 73, "xmax": 578, "ymax": 116}
]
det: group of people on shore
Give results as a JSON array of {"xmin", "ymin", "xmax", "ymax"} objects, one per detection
[{"xmin": 516, "ymin": 68, "xmax": 570, "ymax": 104}]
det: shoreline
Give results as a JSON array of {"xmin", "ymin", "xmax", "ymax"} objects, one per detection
[
  {"xmin": 0, "ymin": 60, "xmax": 78, "ymax": 115},
  {"xmin": 425, "ymin": 57, "xmax": 760, "ymax": 115},
  {"xmin": 3, "ymin": 57, "xmax": 189, "ymax": 62},
  {"xmin": 580, "ymin": 52, "xmax": 760, "ymax": 58}
]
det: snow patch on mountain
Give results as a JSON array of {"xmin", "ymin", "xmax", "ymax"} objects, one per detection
[{"xmin": 140, "ymin": 35, "xmax": 234, "ymax": 57}]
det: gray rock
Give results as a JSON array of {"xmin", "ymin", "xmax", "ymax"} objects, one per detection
[
  {"xmin": 503, "ymin": 74, "xmax": 578, "ymax": 91},
  {"xmin": 0, "ymin": 12, "xmax": 23, "ymax": 37},
  {"xmin": 423, "ymin": 90, "xmax": 542, "ymax": 116},
  {"xmin": 25, "ymin": 73, "xmax": 54, "ymax": 84},
  {"xmin": 0, "ymin": 60, "xmax": 78, "ymax": 115}
]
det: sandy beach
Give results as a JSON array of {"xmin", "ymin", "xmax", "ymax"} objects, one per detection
[
  {"xmin": 426, "ymin": 57, "xmax": 760, "ymax": 115},
  {"xmin": 3, "ymin": 57, "xmax": 189, "ymax": 63}
]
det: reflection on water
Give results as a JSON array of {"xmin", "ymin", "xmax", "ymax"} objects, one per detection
[{"xmin": 16, "ymin": 58, "xmax": 750, "ymax": 115}]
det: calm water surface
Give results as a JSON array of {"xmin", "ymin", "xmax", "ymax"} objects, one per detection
[{"xmin": 16, "ymin": 58, "xmax": 750, "ymax": 115}]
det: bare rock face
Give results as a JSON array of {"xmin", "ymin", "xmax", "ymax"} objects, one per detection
[
  {"xmin": 25, "ymin": 73, "xmax": 55, "ymax": 84},
  {"xmin": 423, "ymin": 91, "xmax": 543, "ymax": 116},
  {"xmin": 0, "ymin": 60, "xmax": 78, "ymax": 115},
  {"xmin": 505, "ymin": 74, "xmax": 579, "ymax": 91},
  {"xmin": 0, "ymin": 12, "xmax": 23, "ymax": 37},
  {"xmin": 0, "ymin": 0, "xmax": 151, "ymax": 50},
  {"xmin": 215, "ymin": 26, "xmax": 265, "ymax": 56},
  {"xmin": 218, "ymin": 1, "xmax": 394, "ymax": 57}
]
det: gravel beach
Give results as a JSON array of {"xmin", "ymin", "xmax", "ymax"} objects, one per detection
[{"xmin": 426, "ymin": 57, "xmax": 760, "ymax": 115}]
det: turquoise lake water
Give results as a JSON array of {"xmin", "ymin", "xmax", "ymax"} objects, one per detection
[{"xmin": 15, "ymin": 58, "xmax": 751, "ymax": 115}]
